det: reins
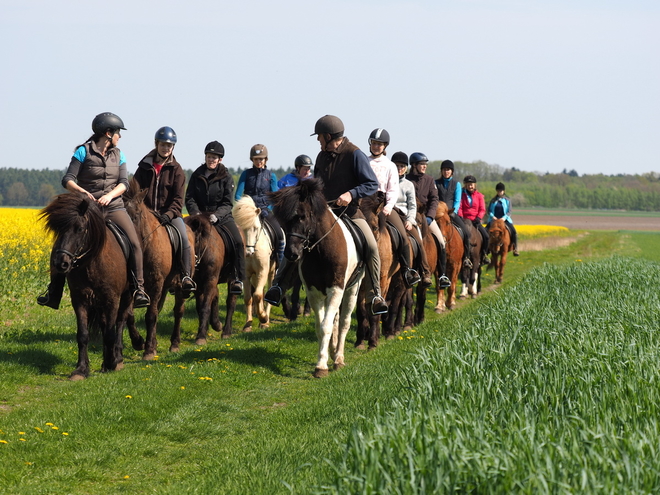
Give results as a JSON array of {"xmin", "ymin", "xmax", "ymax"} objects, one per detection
[{"xmin": 296, "ymin": 201, "xmax": 349, "ymax": 252}]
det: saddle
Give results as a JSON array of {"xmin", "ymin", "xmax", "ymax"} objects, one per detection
[
  {"xmin": 385, "ymin": 220, "xmax": 403, "ymax": 253},
  {"xmin": 105, "ymin": 220, "xmax": 131, "ymax": 261},
  {"xmin": 214, "ymin": 223, "xmax": 236, "ymax": 262},
  {"xmin": 339, "ymin": 216, "xmax": 367, "ymax": 288}
]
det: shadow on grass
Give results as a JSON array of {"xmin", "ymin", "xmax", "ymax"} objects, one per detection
[{"xmin": 0, "ymin": 349, "xmax": 63, "ymax": 374}]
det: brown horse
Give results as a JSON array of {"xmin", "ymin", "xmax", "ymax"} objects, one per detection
[
  {"xmin": 124, "ymin": 182, "xmax": 192, "ymax": 358},
  {"xmin": 435, "ymin": 202, "xmax": 464, "ymax": 311},
  {"xmin": 183, "ymin": 213, "xmax": 238, "ymax": 344},
  {"xmin": 459, "ymin": 221, "xmax": 482, "ymax": 299},
  {"xmin": 271, "ymin": 178, "xmax": 364, "ymax": 378},
  {"xmin": 487, "ymin": 218, "xmax": 513, "ymax": 284},
  {"xmin": 39, "ymin": 193, "xmax": 134, "ymax": 379},
  {"xmin": 412, "ymin": 205, "xmax": 439, "ymax": 323},
  {"xmin": 355, "ymin": 192, "xmax": 398, "ymax": 349}
]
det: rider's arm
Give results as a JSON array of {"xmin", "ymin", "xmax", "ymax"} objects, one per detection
[
  {"xmin": 348, "ymin": 149, "xmax": 378, "ymax": 200},
  {"xmin": 234, "ymin": 170, "xmax": 247, "ymax": 201}
]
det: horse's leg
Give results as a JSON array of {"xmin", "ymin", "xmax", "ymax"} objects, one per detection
[
  {"xmin": 222, "ymin": 292, "xmax": 237, "ymax": 338},
  {"xmin": 142, "ymin": 293, "xmax": 162, "ymax": 360},
  {"xmin": 170, "ymin": 293, "xmax": 186, "ymax": 352},
  {"xmin": 193, "ymin": 283, "xmax": 214, "ymax": 345},
  {"xmin": 243, "ymin": 278, "xmax": 254, "ymax": 332},
  {"xmin": 114, "ymin": 295, "xmax": 132, "ymax": 371},
  {"xmin": 314, "ymin": 288, "xmax": 343, "ymax": 377},
  {"xmin": 210, "ymin": 289, "xmax": 221, "ymax": 332},
  {"xmin": 354, "ymin": 283, "xmax": 369, "ymax": 350},
  {"xmin": 101, "ymin": 309, "xmax": 120, "ymax": 373},
  {"xmin": 124, "ymin": 308, "xmax": 144, "ymax": 351},
  {"xmin": 403, "ymin": 287, "xmax": 414, "ymax": 331},
  {"xmin": 71, "ymin": 304, "xmax": 91, "ymax": 380},
  {"xmin": 287, "ymin": 279, "xmax": 301, "ymax": 321},
  {"xmin": 254, "ymin": 264, "xmax": 270, "ymax": 327},
  {"xmin": 333, "ymin": 283, "xmax": 360, "ymax": 371},
  {"xmin": 414, "ymin": 283, "xmax": 427, "ymax": 323}
]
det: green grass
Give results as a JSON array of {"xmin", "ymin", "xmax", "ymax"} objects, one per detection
[{"xmin": 0, "ymin": 229, "xmax": 658, "ymax": 493}]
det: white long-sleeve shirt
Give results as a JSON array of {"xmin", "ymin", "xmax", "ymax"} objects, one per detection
[{"xmin": 368, "ymin": 154, "xmax": 399, "ymax": 214}]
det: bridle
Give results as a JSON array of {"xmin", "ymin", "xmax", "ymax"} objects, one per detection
[
  {"xmin": 55, "ymin": 228, "xmax": 91, "ymax": 268},
  {"xmin": 289, "ymin": 201, "xmax": 349, "ymax": 253}
]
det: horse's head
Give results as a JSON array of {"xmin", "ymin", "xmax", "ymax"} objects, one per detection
[
  {"xmin": 232, "ymin": 196, "xmax": 262, "ymax": 256},
  {"xmin": 271, "ymin": 178, "xmax": 327, "ymax": 262},
  {"xmin": 488, "ymin": 218, "xmax": 507, "ymax": 250},
  {"xmin": 360, "ymin": 191, "xmax": 386, "ymax": 237},
  {"xmin": 123, "ymin": 179, "xmax": 151, "ymax": 230},
  {"xmin": 39, "ymin": 192, "xmax": 105, "ymax": 274}
]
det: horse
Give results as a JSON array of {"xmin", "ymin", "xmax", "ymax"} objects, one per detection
[
  {"xmin": 124, "ymin": 182, "xmax": 192, "ymax": 358},
  {"xmin": 435, "ymin": 201, "xmax": 464, "ymax": 311},
  {"xmin": 39, "ymin": 192, "xmax": 136, "ymax": 379},
  {"xmin": 232, "ymin": 196, "xmax": 276, "ymax": 331},
  {"xmin": 355, "ymin": 191, "xmax": 398, "ymax": 349},
  {"xmin": 459, "ymin": 221, "xmax": 482, "ymax": 299},
  {"xmin": 270, "ymin": 178, "xmax": 364, "ymax": 378},
  {"xmin": 487, "ymin": 218, "xmax": 513, "ymax": 284},
  {"xmin": 412, "ymin": 205, "xmax": 439, "ymax": 324},
  {"xmin": 183, "ymin": 213, "xmax": 238, "ymax": 344}
]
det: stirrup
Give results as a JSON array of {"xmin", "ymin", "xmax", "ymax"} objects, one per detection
[
  {"xmin": 133, "ymin": 289, "xmax": 151, "ymax": 309},
  {"xmin": 463, "ymin": 258, "xmax": 473, "ymax": 269},
  {"xmin": 404, "ymin": 268, "xmax": 421, "ymax": 287},
  {"xmin": 229, "ymin": 280, "xmax": 243, "ymax": 295},
  {"xmin": 263, "ymin": 285, "xmax": 282, "ymax": 305},
  {"xmin": 513, "ymin": 250, "xmax": 520, "ymax": 256},
  {"xmin": 481, "ymin": 255, "xmax": 491, "ymax": 265},
  {"xmin": 37, "ymin": 288, "xmax": 61, "ymax": 310},
  {"xmin": 438, "ymin": 275, "xmax": 451, "ymax": 289},
  {"xmin": 371, "ymin": 296, "xmax": 388, "ymax": 316}
]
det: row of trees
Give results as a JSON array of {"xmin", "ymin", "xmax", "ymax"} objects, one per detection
[{"xmin": 1, "ymin": 163, "xmax": 659, "ymax": 211}]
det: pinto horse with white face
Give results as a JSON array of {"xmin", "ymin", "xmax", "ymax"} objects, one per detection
[
  {"xmin": 270, "ymin": 178, "xmax": 364, "ymax": 378},
  {"xmin": 232, "ymin": 196, "xmax": 276, "ymax": 331}
]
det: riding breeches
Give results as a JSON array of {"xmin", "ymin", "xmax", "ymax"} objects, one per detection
[
  {"xmin": 386, "ymin": 210, "xmax": 412, "ymax": 270},
  {"xmin": 170, "ymin": 217, "xmax": 193, "ymax": 277},
  {"xmin": 217, "ymin": 218, "xmax": 246, "ymax": 281},
  {"xmin": 429, "ymin": 220, "xmax": 446, "ymax": 248},
  {"xmin": 106, "ymin": 208, "xmax": 144, "ymax": 287},
  {"xmin": 352, "ymin": 217, "xmax": 382, "ymax": 300}
]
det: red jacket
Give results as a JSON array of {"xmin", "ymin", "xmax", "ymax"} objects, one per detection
[{"xmin": 458, "ymin": 190, "xmax": 486, "ymax": 223}]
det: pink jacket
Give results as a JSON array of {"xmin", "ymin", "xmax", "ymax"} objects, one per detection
[{"xmin": 458, "ymin": 190, "xmax": 486, "ymax": 222}]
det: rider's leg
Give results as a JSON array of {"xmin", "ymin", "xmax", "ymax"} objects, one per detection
[
  {"xmin": 388, "ymin": 211, "xmax": 420, "ymax": 287},
  {"xmin": 109, "ymin": 209, "xmax": 150, "ymax": 308},
  {"xmin": 451, "ymin": 213, "xmax": 472, "ymax": 268},
  {"xmin": 171, "ymin": 217, "xmax": 196, "ymax": 296},
  {"xmin": 353, "ymin": 217, "xmax": 388, "ymax": 315},
  {"xmin": 264, "ymin": 257, "xmax": 298, "ymax": 306},
  {"xmin": 264, "ymin": 214, "xmax": 285, "ymax": 265},
  {"xmin": 429, "ymin": 220, "xmax": 450, "ymax": 287},
  {"xmin": 507, "ymin": 221, "xmax": 520, "ymax": 255},
  {"xmin": 37, "ymin": 268, "xmax": 66, "ymax": 309},
  {"xmin": 407, "ymin": 222, "xmax": 433, "ymax": 287},
  {"xmin": 220, "ymin": 219, "xmax": 246, "ymax": 294}
]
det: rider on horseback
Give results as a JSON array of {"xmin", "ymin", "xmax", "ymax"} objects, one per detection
[
  {"xmin": 367, "ymin": 129, "xmax": 425, "ymax": 288},
  {"xmin": 133, "ymin": 126, "xmax": 196, "ymax": 298},
  {"xmin": 486, "ymin": 182, "xmax": 519, "ymax": 256},
  {"xmin": 391, "ymin": 152, "xmax": 435, "ymax": 288},
  {"xmin": 459, "ymin": 175, "xmax": 491, "ymax": 265},
  {"xmin": 235, "ymin": 144, "xmax": 286, "ymax": 265},
  {"xmin": 278, "ymin": 154, "xmax": 313, "ymax": 188},
  {"xmin": 265, "ymin": 115, "xmax": 389, "ymax": 316},
  {"xmin": 406, "ymin": 153, "xmax": 452, "ymax": 288},
  {"xmin": 37, "ymin": 112, "xmax": 150, "ymax": 309},
  {"xmin": 434, "ymin": 159, "xmax": 473, "ymax": 268},
  {"xmin": 185, "ymin": 141, "xmax": 245, "ymax": 294}
]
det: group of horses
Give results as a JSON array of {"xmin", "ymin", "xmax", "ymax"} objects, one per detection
[{"xmin": 40, "ymin": 178, "xmax": 514, "ymax": 380}]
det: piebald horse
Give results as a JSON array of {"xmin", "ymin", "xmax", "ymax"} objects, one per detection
[{"xmin": 270, "ymin": 178, "xmax": 364, "ymax": 378}]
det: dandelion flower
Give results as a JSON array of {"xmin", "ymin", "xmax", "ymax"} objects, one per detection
[
  {"xmin": 0, "ymin": 440, "xmax": 8, "ymax": 444},
  {"xmin": 125, "ymin": 395, "xmax": 133, "ymax": 399}
]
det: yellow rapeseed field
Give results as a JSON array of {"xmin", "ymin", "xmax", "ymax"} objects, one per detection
[
  {"xmin": 0, "ymin": 208, "xmax": 52, "ymax": 277},
  {"xmin": 516, "ymin": 224, "xmax": 569, "ymax": 238}
]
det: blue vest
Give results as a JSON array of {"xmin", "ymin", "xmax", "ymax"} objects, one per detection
[{"xmin": 244, "ymin": 167, "xmax": 272, "ymax": 209}]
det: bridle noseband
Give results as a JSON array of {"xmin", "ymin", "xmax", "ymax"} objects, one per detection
[{"xmin": 56, "ymin": 228, "xmax": 90, "ymax": 268}]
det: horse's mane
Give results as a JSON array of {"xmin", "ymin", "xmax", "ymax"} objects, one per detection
[
  {"xmin": 361, "ymin": 191, "xmax": 386, "ymax": 233},
  {"xmin": 489, "ymin": 218, "xmax": 506, "ymax": 234},
  {"xmin": 185, "ymin": 213, "xmax": 213, "ymax": 241},
  {"xmin": 233, "ymin": 196, "xmax": 261, "ymax": 229},
  {"xmin": 39, "ymin": 192, "xmax": 107, "ymax": 259},
  {"xmin": 270, "ymin": 178, "xmax": 328, "ymax": 223}
]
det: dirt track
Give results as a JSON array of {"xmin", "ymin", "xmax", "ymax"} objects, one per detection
[{"xmin": 513, "ymin": 212, "xmax": 659, "ymax": 231}]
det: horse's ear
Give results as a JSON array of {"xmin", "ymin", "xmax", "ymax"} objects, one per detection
[{"xmin": 255, "ymin": 207, "xmax": 261, "ymax": 216}]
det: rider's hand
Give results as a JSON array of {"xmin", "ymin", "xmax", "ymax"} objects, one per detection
[
  {"xmin": 97, "ymin": 193, "xmax": 112, "ymax": 206},
  {"xmin": 383, "ymin": 207, "xmax": 392, "ymax": 216},
  {"xmin": 209, "ymin": 214, "xmax": 218, "ymax": 224},
  {"xmin": 404, "ymin": 221, "xmax": 413, "ymax": 231},
  {"xmin": 426, "ymin": 216, "xmax": 433, "ymax": 226},
  {"xmin": 158, "ymin": 212, "xmax": 171, "ymax": 225},
  {"xmin": 337, "ymin": 191, "xmax": 352, "ymax": 207}
]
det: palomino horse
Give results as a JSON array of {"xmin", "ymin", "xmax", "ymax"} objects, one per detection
[
  {"xmin": 270, "ymin": 178, "xmax": 364, "ymax": 378},
  {"xmin": 124, "ymin": 182, "xmax": 192, "ymax": 358},
  {"xmin": 487, "ymin": 218, "xmax": 513, "ymax": 284},
  {"xmin": 459, "ymin": 221, "xmax": 482, "ymax": 299},
  {"xmin": 435, "ymin": 202, "xmax": 464, "ymax": 311},
  {"xmin": 39, "ymin": 193, "xmax": 135, "ymax": 379},
  {"xmin": 232, "ymin": 196, "xmax": 276, "ymax": 331},
  {"xmin": 355, "ymin": 192, "xmax": 398, "ymax": 349},
  {"xmin": 184, "ymin": 213, "xmax": 238, "ymax": 343}
]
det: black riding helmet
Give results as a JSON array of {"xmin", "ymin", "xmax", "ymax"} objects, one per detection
[
  {"xmin": 464, "ymin": 175, "xmax": 477, "ymax": 184},
  {"xmin": 496, "ymin": 182, "xmax": 506, "ymax": 191},
  {"xmin": 205, "ymin": 141, "xmax": 225, "ymax": 157},
  {"xmin": 409, "ymin": 152, "xmax": 428, "ymax": 164},
  {"xmin": 294, "ymin": 154, "xmax": 313, "ymax": 168},
  {"xmin": 391, "ymin": 151, "xmax": 409, "ymax": 166},
  {"xmin": 440, "ymin": 159, "xmax": 455, "ymax": 171},
  {"xmin": 92, "ymin": 112, "xmax": 126, "ymax": 135}
]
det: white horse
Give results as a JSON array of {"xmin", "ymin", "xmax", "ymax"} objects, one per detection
[
  {"xmin": 270, "ymin": 179, "xmax": 364, "ymax": 377},
  {"xmin": 232, "ymin": 196, "xmax": 276, "ymax": 331}
]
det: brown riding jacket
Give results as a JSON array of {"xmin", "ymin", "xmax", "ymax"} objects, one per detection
[{"xmin": 133, "ymin": 149, "xmax": 186, "ymax": 220}]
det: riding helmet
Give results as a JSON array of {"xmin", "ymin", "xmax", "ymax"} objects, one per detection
[
  {"xmin": 204, "ymin": 141, "xmax": 225, "ymax": 157},
  {"xmin": 250, "ymin": 144, "xmax": 268, "ymax": 160},
  {"xmin": 294, "ymin": 154, "xmax": 313, "ymax": 168},
  {"xmin": 440, "ymin": 159, "xmax": 455, "ymax": 171},
  {"xmin": 92, "ymin": 112, "xmax": 126, "ymax": 135},
  {"xmin": 368, "ymin": 128, "xmax": 390, "ymax": 145},
  {"xmin": 311, "ymin": 115, "xmax": 344, "ymax": 137},
  {"xmin": 391, "ymin": 151, "xmax": 409, "ymax": 166},
  {"xmin": 496, "ymin": 182, "xmax": 506, "ymax": 191},
  {"xmin": 409, "ymin": 152, "xmax": 429, "ymax": 164},
  {"xmin": 155, "ymin": 126, "xmax": 177, "ymax": 144},
  {"xmin": 463, "ymin": 175, "xmax": 477, "ymax": 184}
]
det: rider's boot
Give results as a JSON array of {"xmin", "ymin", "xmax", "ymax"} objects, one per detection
[
  {"xmin": 181, "ymin": 274, "xmax": 197, "ymax": 299},
  {"xmin": 513, "ymin": 245, "xmax": 520, "ymax": 256},
  {"xmin": 438, "ymin": 245, "xmax": 451, "ymax": 289},
  {"xmin": 264, "ymin": 258, "xmax": 296, "ymax": 306},
  {"xmin": 37, "ymin": 272, "xmax": 66, "ymax": 310},
  {"xmin": 404, "ymin": 268, "xmax": 422, "ymax": 287},
  {"xmin": 229, "ymin": 279, "xmax": 243, "ymax": 295},
  {"xmin": 133, "ymin": 285, "xmax": 150, "ymax": 308},
  {"xmin": 371, "ymin": 293, "xmax": 388, "ymax": 316}
]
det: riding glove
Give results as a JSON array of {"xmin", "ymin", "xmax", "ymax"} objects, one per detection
[
  {"xmin": 209, "ymin": 214, "xmax": 218, "ymax": 224},
  {"xmin": 158, "ymin": 212, "xmax": 171, "ymax": 225},
  {"xmin": 426, "ymin": 216, "xmax": 433, "ymax": 226}
]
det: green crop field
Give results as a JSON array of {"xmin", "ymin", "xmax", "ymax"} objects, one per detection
[{"xmin": 1, "ymin": 208, "xmax": 660, "ymax": 494}]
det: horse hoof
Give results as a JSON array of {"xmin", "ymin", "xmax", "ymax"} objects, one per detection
[
  {"xmin": 355, "ymin": 343, "xmax": 366, "ymax": 350},
  {"xmin": 402, "ymin": 326, "xmax": 412, "ymax": 332},
  {"xmin": 115, "ymin": 362, "xmax": 124, "ymax": 371},
  {"xmin": 333, "ymin": 363, "xmax": 345, "ymax": 371},
  {"xmin": 242, "ymin": 322, "xmax": 253, "ymax": 332},
  {"xmin": 195, "ymin": 338, "xmax": 207, "ymax": 346},
  {"xmin": 132, "ymin": 342, "xmax": 145, "ymax": 351},
  {"xmin": 313, "ymin": 368, "xmax": 329, "ymax": 378},
  {"xmin": 434, "ymin": 308, "xmax": 444, "ymax": 314},
  {"xmin": 169, "ymin": 345, "xmax": 179, "ymax": 353},
  {"xmin": 386, "ymin": 334, "xmax": 396, "ymax": 341},
  {"xmin": 221, "ymin": 333, "xmax": 232, "ymax": 339},
  {"xmin": 69, "ymin": 373, "xmax": 86, "ymax": 381},
  {"xmin": 258, "ymin": 322, "xmax": 269, "ymax": 329},
  {"xmin": 303, "ymin": 311, "xmax": 311, "ymax": 317},
  {"xmin": 368, "ymin": 344, "xmax": 378, "ymax": 351},
  {"xmin": 142, "ymin": 353, "xmax": 156, "ymax": 361}
]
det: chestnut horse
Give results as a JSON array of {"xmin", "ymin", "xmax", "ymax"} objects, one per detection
[
  {"xmin": 435, "ymin": 202, "xmax": 464, "ymax": 311},
  {"xmin": 124, "ymin": 182, "xmax": 192, "ymax": 358},
  {"xmin": 39, "ymin": 193, "xmax": 134, "ymax": 379},
  {"xmin": 459, "ymin": 221, "xmax": 482, "ymax": 299},
  {"xmin": 232, "ymin": 196, "xmax": 276, "ymax": 331},
  {"xmin": 487, "ymin": 218, "xmax": 512, "ymax": 284},
  {"xmin": 412, "ymin": 205, "xmax": 439, "ymax": 323},
  {"xmin": 355, "ymin": 192, "xmax": 398, "ymax": 349},
  {"xmin": 271, "ymin": 178, "xmax": 364, "ymax": 378},
  {"xmin": 184, "ymin": 213, "xmax": 238, "ymax": 343}
]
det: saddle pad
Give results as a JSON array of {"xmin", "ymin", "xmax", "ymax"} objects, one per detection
[{"xmin": 105, "ymin": 220, "xmax": 131, "ymax": 260}]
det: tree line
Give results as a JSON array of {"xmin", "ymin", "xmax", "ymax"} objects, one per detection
[{"xmin": 1, "ymin": 162, "xmax": 659, "ymax": 211}]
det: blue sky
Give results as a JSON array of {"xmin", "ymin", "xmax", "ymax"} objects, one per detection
[{"xmin": 1, "ymin": 0, "xmax": 658, "ymax": 176}]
